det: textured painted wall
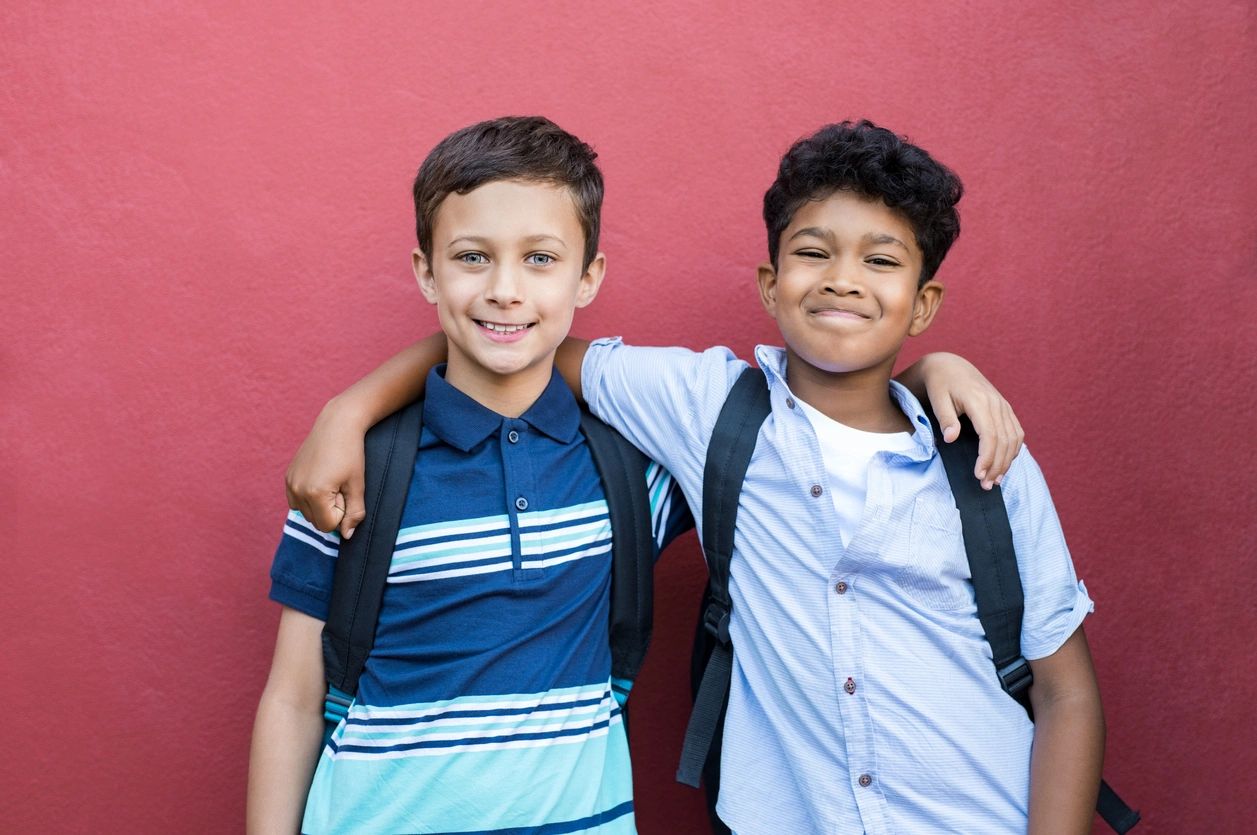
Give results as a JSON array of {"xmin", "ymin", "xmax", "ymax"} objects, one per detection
[{"xmin": 4, "ymin": 1, "xmax": 1255, "ymax": 831}]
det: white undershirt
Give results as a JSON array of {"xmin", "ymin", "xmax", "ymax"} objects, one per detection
[{"xmin": 795, "ymin": 397, "xmax": 917, "ymax": 548}]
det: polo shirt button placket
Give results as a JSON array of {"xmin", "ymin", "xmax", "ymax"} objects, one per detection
[
  {"xmin": 507, "ymin": 429, "xmax": 520, "ymax": 444},
  {"xmin": 515, "ymin": 497, "xmax": 528, "ymax": 511}
]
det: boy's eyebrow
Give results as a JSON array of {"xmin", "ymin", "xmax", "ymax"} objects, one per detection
[
  {"xmin": 787, "ymin": 227, "xmax": 836, "ymax": 245},
  {"xmin": 446, "ymin": 234, "xmax": 569, "ymax": 249},
  {"xmin": 864, "ymin": 232, "xmax": 911, "ymax": 252},
  {"xmin": 787, "ymin": 228, "xmax": 911, "ymax": 253}
]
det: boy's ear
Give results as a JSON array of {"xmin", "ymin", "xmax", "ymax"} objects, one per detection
[
  {"xmin": 908, "ymin": 280, "xmax": 945, "ymax": 336},
  {"xmin": 573, "ymin": 252, "xmax": 607, "ymax": 309},
  {"xmin": 756, "ymin": 262, "xmax": 779, "ymax": 315},
  {"xmin": 413, "ymin": 248, "xmax": 438, "ymax": 304}
]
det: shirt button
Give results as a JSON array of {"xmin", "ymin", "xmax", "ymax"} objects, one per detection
[
  {"xmin": 858, "ymin": 774, "xmax": 873, "ymax": 788},
  {"xmin": 810, "ymin": 484, "xmax": 823, "ymax": 498},
  {"xmin": 515, "ymin": 497, "xmax": 529, "ymax": 511},
  {"xmin": 844, "ymin": 677, "xmax": 857, "ymax": 695},
  {"xmin": 507, "ymin": 430, "xmax": 520, "ymax": 443},
  {"xmin": 835, "ymin": 581, "xmax": 848, "ymax": 595},
  {"xmin": 785, "ymin": 397, "xmax": 796, "ymax": 409}
]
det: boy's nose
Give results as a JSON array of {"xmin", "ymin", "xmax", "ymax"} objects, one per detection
[
  {"xmin": 485, "ymin": 266, "xmax": 524, "ymax": 305},
  {"xmin": 821, "ymin": 260, "xmax": 863, "ymax": 294}
]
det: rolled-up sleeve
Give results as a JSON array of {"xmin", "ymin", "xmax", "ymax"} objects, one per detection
[{"xmin": 1002, "ymin": 446, "xmax": 1094, "ymax": 660}]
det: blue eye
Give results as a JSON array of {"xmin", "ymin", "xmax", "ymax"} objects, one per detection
[
  {"xmin": 458, "ymin": 252, "xmax": 489, "ymax": 265},
  {"xmin": 526, "ymin": 253, "xmax": 555, "ymax": 266}
]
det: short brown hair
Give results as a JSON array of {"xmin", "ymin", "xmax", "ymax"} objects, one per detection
[{"xmin": 413, "ymin": 116, "xmax": 604, "ymax": 270}]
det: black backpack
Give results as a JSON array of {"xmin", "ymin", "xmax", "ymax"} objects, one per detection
[
  {"xmin": 319, "ymin": 399, "xmax": 658, "ymax": 733},
  {"xmin": 677, "ymin": 367, "xmax": 1140, "ymax": 834}
]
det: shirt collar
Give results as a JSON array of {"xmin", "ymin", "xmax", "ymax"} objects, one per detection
[
  {"xmin": 422, "ymin": 365, "xmax": 582, "ymax": 452},
  {"xmin": 753, "ymin": 344, "xmax": 938, "ymax": 459}
]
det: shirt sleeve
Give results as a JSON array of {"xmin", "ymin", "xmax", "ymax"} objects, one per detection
[
  {"xmin": 644, "ymin": 460, "xmax": 695, "ymax": 557},
  {"xmin": 1001, "ymin": 446, "xmax": 1094, "ymax": 660},
  {"xmin": 581, "ymin": 337, "xmax": 749, "ymax": 495},
  {"xmin": 268, "ymin": 510, "xmax": 339, "ymax": 621}
]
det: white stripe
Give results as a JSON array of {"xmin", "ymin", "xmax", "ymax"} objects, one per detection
[
  {"xmin": 349, "ymin": 685, "xmax": 612, "ymax": 721},
  {"xmin": 396, "ymin": 515, "xmax": 510, "ymax": 545},
  {"xmin": 519, "ymin": 518, "xmax": 609, "ymax": 550},
  {"xmin": 518, "ymin": 500, "xmax": 608, "ymax": 528},
  {"xmin": 283, "ymin": 527, "xmax": 339, "ymax": 557},
  {"xmin": 339, "ymin": 705, "xmax": 614, "ymax": 748},
  {"xmin": 330, "ymin": 717, "xmax": 619, "ymax": 760},
  {"xmin": 340, "ymin": 701, "xmax": 608, "ymax": 738},
  {"xmin": 520, "ymin": 542, "xmax": 612, "ymax": 570},
  {"xmin": 286, "ymin": 510, "xmax": 340, "ymax": 545},
  {"xmin": 387, "ymin": 559, "xmax": 514, "ymax": 583},
  {"xmin": 391, "ymin": 537, "xmax": 513, "ymax": 571}
]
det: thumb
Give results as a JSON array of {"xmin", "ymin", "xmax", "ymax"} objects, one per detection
[
  {"xmin": 930, "ymin": 391, "xmax": 961, "ymax": 444},
  {"xmin": 340, "ymin": 474, "xmax": 367, "ymax": 539}
]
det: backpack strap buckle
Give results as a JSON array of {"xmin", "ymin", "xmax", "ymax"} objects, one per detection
[
  {"xmin": 996, "ymin": 656, "xmax": 1033, "ymax": 700},
  {"xmin": 702, "ymin": 602, "xmax": 731, "ymax": 645}
]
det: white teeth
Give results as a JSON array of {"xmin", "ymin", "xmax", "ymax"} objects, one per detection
[{"xmin": 479, "ymin": 321, "xmax": 529, "ymax": 334}]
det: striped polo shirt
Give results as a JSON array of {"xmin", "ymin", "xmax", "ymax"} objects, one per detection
[{"xmin": 269, "ymin": 367, "xmax": 689, "ymax": 835}]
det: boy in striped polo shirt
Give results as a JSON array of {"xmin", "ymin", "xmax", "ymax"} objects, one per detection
[{"xmin": 247, "ymin": 117, "xmax": 690, "ymax": 834}]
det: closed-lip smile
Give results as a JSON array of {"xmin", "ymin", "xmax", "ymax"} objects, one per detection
[{"xmin": 809, "ymin": 306, "xmax": 870, "ymax": 319}]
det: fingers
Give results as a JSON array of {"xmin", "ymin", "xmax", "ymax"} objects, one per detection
[
  {"xmin": 971, "ymin": 398, "xmax": 1024, "ymax": 490},
  {"xmin": 339, "ymin": 473, "xmax": 366, "ymax": 540}
]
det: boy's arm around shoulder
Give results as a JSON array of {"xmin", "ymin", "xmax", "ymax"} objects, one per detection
[
  {"xmin": 247, "ymin": 607, "xmax": 327, "ymax": 835},
  {"xmin": 1026, "ymin": 625, "xmax": 1105, "ymax": 835},
  {"xmin": 896, "ymin": 351, "xmax": 1024, "ymax": 489}
]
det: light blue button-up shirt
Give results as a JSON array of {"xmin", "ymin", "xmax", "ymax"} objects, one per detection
[{"xmin": 583, "ymin": 339, "xmax": 1093, "ymax": 835}]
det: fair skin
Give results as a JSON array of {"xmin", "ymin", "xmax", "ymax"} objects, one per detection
[
  {"xmin": 759, "ymin": 189, "xmax": 1103, "ymax": 833},
  {"xmin": 247, "ymin": 178, "xmax": 605, "ymax": 833}
]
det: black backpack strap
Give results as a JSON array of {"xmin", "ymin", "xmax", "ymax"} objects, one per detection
[
  {"xmin": 927, "ymin": 409, "xmax": 1139, "ymax": 832},
  {"xmin": 578, "ymin": 409, "xmax": 655, "ymax": 706},
  {"xmin": 927, "ymin": 412, "xmax": 1031, "ymax": 707},
  {"xmin": 321, "ymin": 399, "xmax": 424, "ymax": 724},
  {"xmin": 677, "ymin": 367, "xmax": 771, "ymax": 787}
]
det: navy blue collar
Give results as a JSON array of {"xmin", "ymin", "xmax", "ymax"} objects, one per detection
[{"xmin": 422, "ymin": 365, "xmax": 582, "ymax": 452}]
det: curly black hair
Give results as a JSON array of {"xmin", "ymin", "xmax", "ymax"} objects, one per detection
[{"xmin": 763, "ymin": 120, "xmax": 963, "ymax": 285}]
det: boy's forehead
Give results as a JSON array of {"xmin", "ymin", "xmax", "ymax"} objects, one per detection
[
  {"xmin": 433, "ymin": 179, "xmax": 584, "ymax": 244},
  {"xmin": 787, "ymin": 191, "xmax": 919, "ymax": 253}
]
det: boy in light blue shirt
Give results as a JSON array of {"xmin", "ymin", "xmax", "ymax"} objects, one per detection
[{"xmin": 285, "ymin": 121, "xmax": 1096, "ymax": 833}]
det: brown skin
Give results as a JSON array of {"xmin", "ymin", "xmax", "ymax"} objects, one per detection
[{"xmin": 1027, "ymin": 626, "xmax": 1106, "ymax": 834}]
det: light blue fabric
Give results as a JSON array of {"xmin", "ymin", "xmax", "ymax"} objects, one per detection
[{"xmin": 583, "ymin": 339, "xmax": 1093, "ymax": 835}]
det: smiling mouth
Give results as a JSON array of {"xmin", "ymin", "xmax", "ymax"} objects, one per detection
[
  {"xmin": 810, "ymin": 308, "xmax": 870, "ymax": 319},
  {"xmin": 476, "ymin": 320, "xmax": 535, "ymax": 334}
]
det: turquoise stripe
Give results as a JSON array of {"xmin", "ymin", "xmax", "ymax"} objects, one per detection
[{"xmin": 304, "ymin": 714, "xmax": 632, "ymax": 834}]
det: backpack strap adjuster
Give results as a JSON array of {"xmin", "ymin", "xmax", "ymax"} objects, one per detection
[
  {"xmin": 702, "ymin": 603, "xmax": 731, "ymax": 645},
  {"xmin": 996, "ymin": 656, "xmax": 1033, "ymax": 700}
]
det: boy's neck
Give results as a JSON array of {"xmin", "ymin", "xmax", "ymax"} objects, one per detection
[
  {"xmin": 783, "ymin": 351, "xmax": 913, "ymax": 434},
  {"xmin": 443, "ymin": 357, "xmax": 554, "ymax": 419}
]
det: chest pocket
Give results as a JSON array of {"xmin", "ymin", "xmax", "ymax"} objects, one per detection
[{"xmin": 904, "ymin": 492, "xmax": 976, "ymax": 612}]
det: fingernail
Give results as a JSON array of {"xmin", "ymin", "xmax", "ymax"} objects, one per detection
[
  {"xmin": 982, "ymin": 480, "xmax": 993, "ymax": 491},
  {"xmin": 976, "ymin": 469, "xmax": 987, "ymax": 481},
  {"xmin": 344, "ymin": 527, "xmax": 356, "ymax": 540},
  {"xmin": 994, "ymin": 475, "xmax": 1004, "ymax": 486}
]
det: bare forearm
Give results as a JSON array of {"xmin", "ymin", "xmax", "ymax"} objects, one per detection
[
  {"xmin": 246, "ymin": 690, "xmax": 325, "ymax": 834},
  {"xmin": 322, "ymin": 333, "xmax": 448, "ymax": 429},
  {"xmin": 1026, "ymin": 628, "xmax": 1105, "ymax": 835}
]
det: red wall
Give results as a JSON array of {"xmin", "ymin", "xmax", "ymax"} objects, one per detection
[{"xmin": 5, "ymin": 2, "xmax": 1255, "ymax": 831}]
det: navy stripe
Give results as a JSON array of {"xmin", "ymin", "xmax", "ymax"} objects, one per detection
[
  {"xmin": 283, "ymin": 519, "xmax": 336, "ymax": 545},
  {"xmin": 429, "ymin": 800, "xmax": 634, "ymax": 835},
  {"xmin": 391, "ymin": 553, "xmax": 510, "ymax": 579},
  {"xmin": 331, "ymin": 712, "xmax": 619, "ymax": 755},
  {"xmin": 398, "ymin": 524, "xmax": 511, "ymax": 548},
  {"xmin": 344, "ymin": 695, "xmax": 608, "ymax": 727},
  {"xmin": 517, "ymin": 512, "xmax": 608, "ymax": 535},
  {"xmin": 521, "ymin": 536, "xmax": 611, "ymax": 562}
]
